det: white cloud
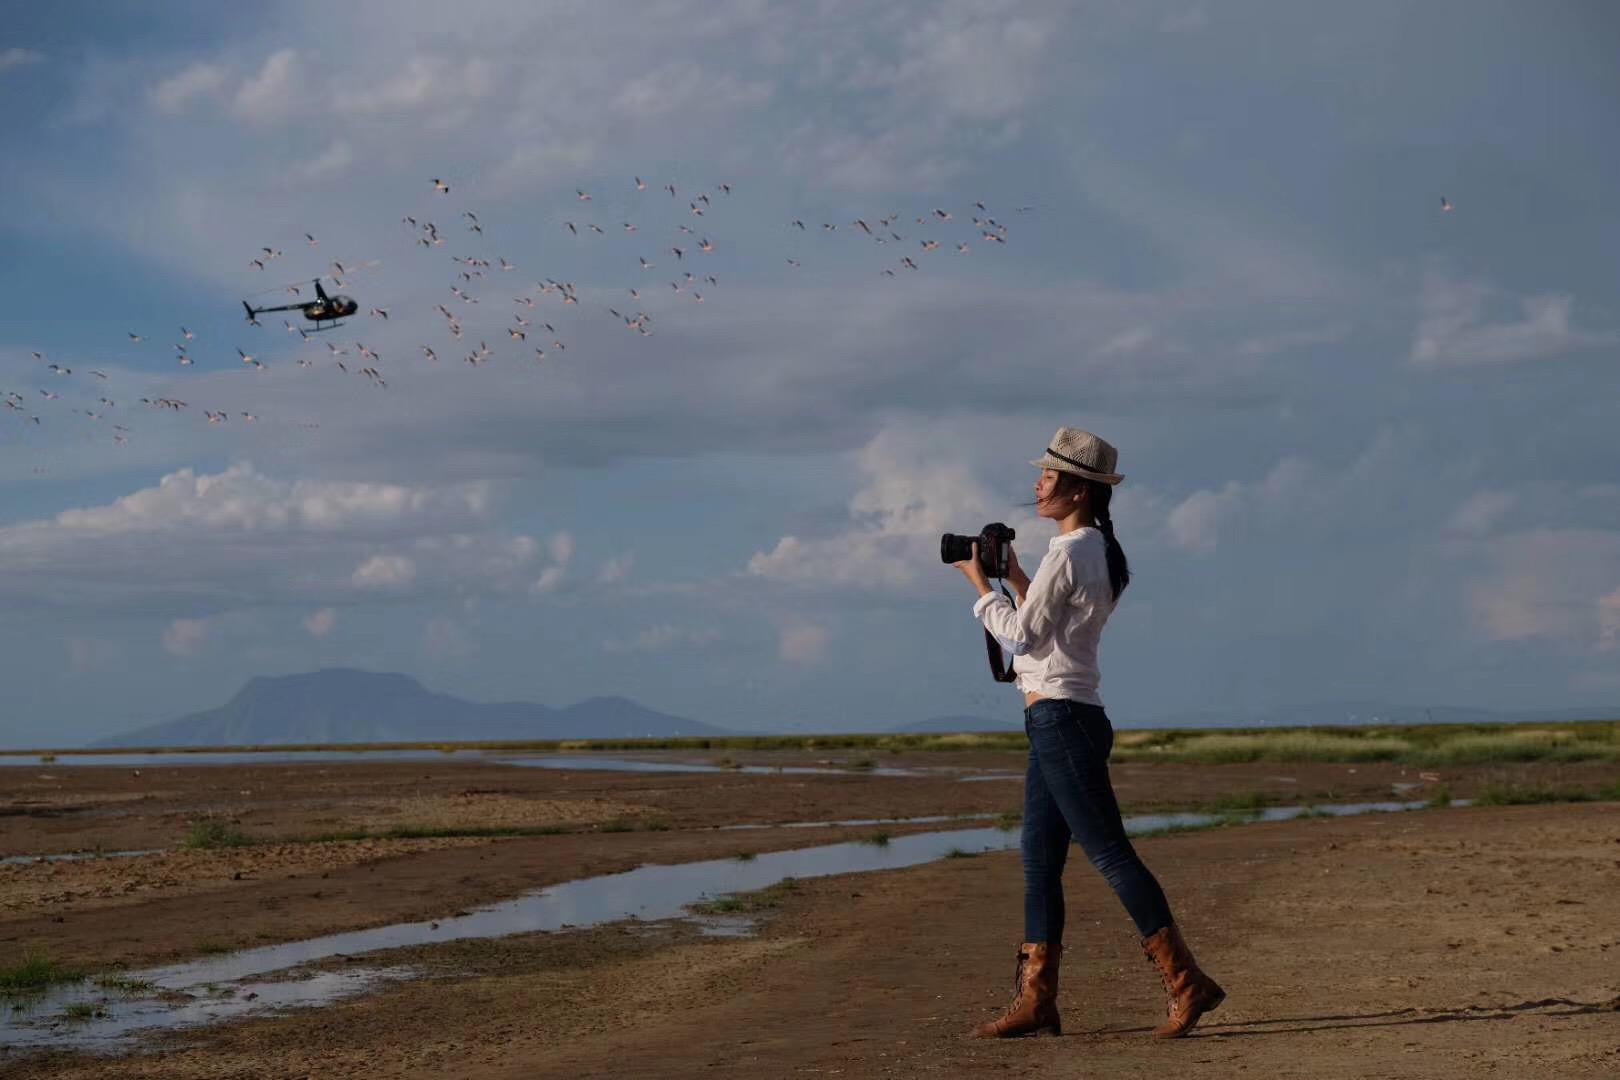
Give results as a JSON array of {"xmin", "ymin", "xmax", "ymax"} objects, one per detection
[
  {"xmin": 603, "ymin": 624, "xmax": 721, "ymax": 653},
  {"xmin": 1159, "ymin": 437, "xmax": 1421, "ymax": 557},
  {"xmin": 1599, "ymin": 588, "xmax": 1620, "ymax": 652},
  {"xmin": 66, "ymin": 637, "xmax": 124, "ymax": 673},
  {"xmin": 0, "ymin": 463, "xmax": 530, "ymax": 613},
  {"xmin": 149, "ymin": 62, "xmax": 228, "ymax": 112},
  {"xmin": 423, "ymin": 615, "xmax": 476, "ymax": 660},
  {"xmin": 302, "ymin": 606, "xmax": 337, "ymax": 638},
  {"xmin": 0, "ymin": 48, "xmax": 43, "ymax": 77},
  {"xmin": 1164, "ymin": 483, "xmax": 1241, "ymax": 555},
  {"xmin": 748, "ymin": 421, "xmax": 1039, "ymax": 590},
  {"xmin": 1444, "ymin": 491, "xmax": 1515, "ymax": 538},
  {"xmin": 778, "ymin": 622, "xmax": 827, "ymax": 665},
  {"xmin": 549, "ymin": 532, "xmax": 575, "ymax": 566},
  {"xmin": 343, "ymin": 54, "xmax": 494, "ymax": 116},
  {"xmin": 44, "ymin": 462, "xmax": 493, "ymax": 536},
  {"xmin": 598, "ymin": 553, "xmax": 635, "ymax": 584},
  {"xmin": 1099, "ymin": 327, "xmax": 1155, "ymax": 356},
  {"xmin": 231, "ymin": 49, "xmax": 300, "ymax": 124},
  {"xmin": 1463, "ymin": 529, "xmax": 1620, "ymax": 648},
  {"xmin": 292, "ymin": 139, "xmax": 354, "ymax": 181},
  {"xmin": 1411, "ymin": 276, "xmax": 1615, "ymax": 367},
  {"xmin": 161, "ymin": 617, "xmax": 209, "ymax": 657},
  {"xmin": 352, "ymin": 554, "xmax": 417, "ymax": 588}
]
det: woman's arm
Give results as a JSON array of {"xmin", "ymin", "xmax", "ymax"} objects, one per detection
[{"xmin": 972, "ymin": 547, "xmax": 1072, "ymax": 655}]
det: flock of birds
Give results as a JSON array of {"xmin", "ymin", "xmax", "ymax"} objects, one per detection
[
  {"xmin": 6, "ymin": 178, "xmax": 1461, "ymax": 469},
  {"xmin": 5, "ymin": 175, "xmax": 1042, "ymax": 466}
]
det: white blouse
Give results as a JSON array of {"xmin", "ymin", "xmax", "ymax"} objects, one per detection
[{"xmin": 971, "ymin": 526, "xmax": 1114, "ymax": 706}]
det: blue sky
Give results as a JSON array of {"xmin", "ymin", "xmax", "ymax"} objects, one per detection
[{"xmin": 1, "ymin": 1, "xmax": 1618, "ymax": 746}]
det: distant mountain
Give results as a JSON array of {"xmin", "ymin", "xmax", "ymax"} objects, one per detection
[
  {"xmin": 888, "ymin": 714, "xmax": 1020, "ymax": 734},
  {"xmin": 92, "ymin": 668, "xmax": 734, "ymax": 747}
]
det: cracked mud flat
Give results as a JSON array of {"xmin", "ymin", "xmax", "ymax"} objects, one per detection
[{"xmin": 2, "ymin": 754, "xmax": 1617, "ymax": 1078}]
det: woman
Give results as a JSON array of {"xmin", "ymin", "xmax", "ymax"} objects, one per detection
[{"xmin": 951, "ymin": 426, "xmax": 1225, "ymax": 1040}]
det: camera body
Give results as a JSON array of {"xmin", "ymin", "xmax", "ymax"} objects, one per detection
[{"xmin": 940, "ymin": 522, "xmax": 1017, "ymax": 579}]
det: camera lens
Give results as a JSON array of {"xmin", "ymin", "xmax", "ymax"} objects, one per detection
[{"xmin": 940, "ymin": 534, "xmax": 973, "ymax": 564}]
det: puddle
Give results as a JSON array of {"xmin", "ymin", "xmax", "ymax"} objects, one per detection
[
  {"xmin": 0, "ymin": 749, "xmax": 487, "ymax": 769},
  {"xmin": 1, "ymin": 967, "xmax": 412, "ymax": 1052},
  {"xmin": 1, "ymin": 750, "xmax": 1015, "ymax": 783},
  {"xmin": 495, "ymin": 754, "xmax": 926, "ymax": 778},
  {"xmin": 713, "ymin": 813, "xmax": 1000, "ymax": 831},
  {"xmin": 1, "ymin": 849, "xmax": 161, "ymax": 867},
  {"xmin": 0, "ymin": 798, "xmax": 1433, "ymax": 1055}
]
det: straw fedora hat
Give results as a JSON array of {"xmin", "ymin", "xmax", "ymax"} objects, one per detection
[{"xmin": 1030, "ymin": 426, "xmax": 1124, "ymax": 485}]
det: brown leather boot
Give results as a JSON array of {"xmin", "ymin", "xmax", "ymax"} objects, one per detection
[
  {"xmin": 1141, "ymin": 924, "xmax": 1225, "ymax": 1037},
  {"xmin": 971, "ymin": 942, "xmax": 1062, "ymax": 1038}
]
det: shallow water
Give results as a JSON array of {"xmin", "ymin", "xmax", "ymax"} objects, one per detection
[
  {"xmin": 0, "ymin": 798, "xmax": 1433, "ymax": 1054},
  {"xmin": 1, "ymin": 849, "xmax": 160, "ymax": 867},
  {"xmin": 1, "ymin": 750, "xmax": 937, "ymax": 777},
  {"xmin": 494, "ymin": 754, "xmax": 925, "ymax": 777},
  {"xmin": 713, "ymin": 812, "xmax": 1000, "ymax": 831},
  {"xmin": 0, "ymin": 749, "xmax": 486, "ymax": 769}
]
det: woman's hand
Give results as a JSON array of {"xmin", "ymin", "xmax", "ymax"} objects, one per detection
[
  {"xmin": 951, "ymin": 542, "xmax": 993, "ymax": 596},
  {"xmin": 1005, "ymin": 545, "xmax": 1027, "ymax": 588}
]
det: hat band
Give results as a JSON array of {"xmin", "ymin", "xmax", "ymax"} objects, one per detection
[{"xmin": 1044, "ymin": 445, "xmax": 1112, "ymax": 475}]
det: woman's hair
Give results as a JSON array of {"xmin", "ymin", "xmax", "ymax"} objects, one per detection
[{"xmin": 1048, "ymin": 471, "xmax": 1131, "ymax": 602}]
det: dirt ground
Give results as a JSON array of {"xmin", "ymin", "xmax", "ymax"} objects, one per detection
[{"xmin": 2, "ymin": 753, "xmax": 1618, "ymax": 1078}]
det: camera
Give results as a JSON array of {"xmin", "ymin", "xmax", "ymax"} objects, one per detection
[{"xmin": 940, "ymin": 522, "xmax": 1017, "ymax": 578}]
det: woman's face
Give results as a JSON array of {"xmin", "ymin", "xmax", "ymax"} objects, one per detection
[{"xmin": 1034, "ymin": 468, "xmax": 1065, "ymax": 518}]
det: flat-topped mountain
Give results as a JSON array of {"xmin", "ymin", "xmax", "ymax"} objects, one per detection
[{"xmin": 92, "ymin": 667, "xmax": 733, "ymax": 747}]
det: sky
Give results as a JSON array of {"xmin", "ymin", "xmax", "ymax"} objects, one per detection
[{"xmin": 1, "ymin": 1, "xmax": 1618, "ymax": 747}]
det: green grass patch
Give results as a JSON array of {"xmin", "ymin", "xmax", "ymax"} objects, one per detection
[
  {"xmin": 0, "ymin": 950, "xmax": 85, "ymax": 996},
  {"xmin": 63, "ymin": 1001, "xmax": 101, "ymax": 1021},
  {"xmin": 862, "ymin": 831, "xmax": 891, "ymax": 847},
  {"xmin": 1133, "ymin": 810, "xmax": 1258, "ymax": 840},
  {"xmin": 994, "ymin": 810, "xmax": 1022, "ymax": 832},
  {"xmin": 945, "ymin": 847, "xmax": 977, "ymax": 858},
  {"xmin": 1426, "ymin": 787, "xmax": 1453, "ymax": 809},
  {"xmin": 91, "ymin": 973, "xmax": 153, "ymax": 993},
  {"xmin": 733, "ymin": 851, "xmax": 756, "ymax": 862},
  {"xmin": 298, "ymin": 823, "xmax": 567, "ymax": 844},
  {"xmin": 688, "ymin": 877, "xmax": 799, "ymax": 916},
  {"xmin": 1471, "ymin": 781, "xmax": 1620, "ymax": 807},
  {"xmin": 1204, "ymin": 791, "xmax": 1278, "ymax": 813},
  {"xmin": 10, "ymin": 718, "xmax": 1618, "ymax": 766},
  {"xmin": 184, "ymin": 817, "xmax": 253, "ymax": 850}
]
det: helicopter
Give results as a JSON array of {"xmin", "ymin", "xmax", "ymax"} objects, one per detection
[{"xmin": 242, "ymin": 278, "xmax": 358, "ymax": 330}]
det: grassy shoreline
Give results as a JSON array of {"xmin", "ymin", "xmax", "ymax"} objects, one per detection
[{"xmin": 3, "ymin": 718, "xmax": 1616, "ymax": 766}]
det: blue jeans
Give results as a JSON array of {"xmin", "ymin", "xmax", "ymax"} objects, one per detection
[{"xmin": 1022, "ymin": 698, "xmax": 1173, "ymax": 943}]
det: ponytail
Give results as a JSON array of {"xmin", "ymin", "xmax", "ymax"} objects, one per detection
[{"xmin": 1088, "ymin": 480, "xmax": 1130, "ymax": 602}]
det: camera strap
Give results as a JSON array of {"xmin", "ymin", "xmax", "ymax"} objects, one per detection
[{"xmin": 983, "ymin": 580, "xmax": 1018, "ymax": 683}]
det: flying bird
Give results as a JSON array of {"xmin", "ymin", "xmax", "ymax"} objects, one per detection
[
  {"xmin": 1441, "ymin": 197, "xmax": 1454, "ymax": 212},
  {"xmin": 432, "ymin": 178, "xmax": 450, "ymax": 193}
]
